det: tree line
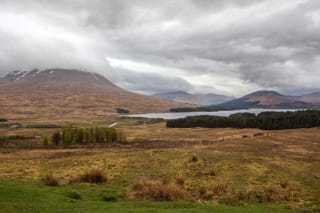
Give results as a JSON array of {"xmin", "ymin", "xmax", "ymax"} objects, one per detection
[
  {"xmin": 0, "ymin": 135, "xmax": 35, "ymax": 142},
  {"xmin": 50, "ymin": 127, "xmax": 126, "ymax": 146},
  {"xmin": 170, "ymin": 103, "xmax": 318, "ymax": 112},
  {"xmin": 0, "ymin": 118, "xmax": 8, "ymax": 122},
  {"xmin": 166, "ymin": 110, "xmax": 320, "ymax": 130}
]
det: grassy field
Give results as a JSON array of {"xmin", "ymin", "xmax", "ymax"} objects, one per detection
[
  {"xmin": 0, "ymin": 120, "xmax": 319, "ymax": 212},
  {"xmin": 0, "ymin": 181, "xmax": 299, "ymax": 213}
]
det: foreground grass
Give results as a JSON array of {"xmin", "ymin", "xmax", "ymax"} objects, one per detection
[
  {"xmin": 0, "ymin": 181, "xmax": 298, "ymax": 213},
  {"xmin": 0, "ymin": 125, "xmax": 319, "ymax": 212}
]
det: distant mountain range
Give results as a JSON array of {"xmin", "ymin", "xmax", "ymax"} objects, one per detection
[
  {"xmin": 0, "ymin": 68, "xmax": 190, "ymax": 120},
  {"xmin": 153, "ymin": 91, "xmax": 234, "ymax": 105},
  {"xmin": 171, "ymin": 90, "xmax": 320, "ymax": 112}
]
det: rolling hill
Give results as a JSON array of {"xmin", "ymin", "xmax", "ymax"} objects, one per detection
[{"xmin": 0, "ymin": 68, "xmax": 191, "ymax": 121}]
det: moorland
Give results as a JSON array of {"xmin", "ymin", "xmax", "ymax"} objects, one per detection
[{"xmin": 0, "ymin": 116, "xmax": 319, "ymax": 212}]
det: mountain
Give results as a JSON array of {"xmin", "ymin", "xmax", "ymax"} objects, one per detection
[
  {"xmin": 296, "ymin": 92, "xmax": 320, "ymax": 104},
  {"xmin": 153, "ymin": 91, "xmax": 233, "ymax": 105},
  {"xmin": 219, "ymin": 90, "xmax": 319, "ymax": 109},
  {"xmin": 0, "ymin": 69, "xmax": 191, "ymax": 121}
]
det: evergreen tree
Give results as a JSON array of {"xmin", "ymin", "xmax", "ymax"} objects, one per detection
[
  {"xmin": 42, "ymin": 136, "xmax": 49, "ymax": 146},
  {"xmin": 51, "ymin": 132, "xmax": 61, "ymax": 146},
  {"xmin": 63, "ymin": 126, "xmax": 73, "ymax": 144}
]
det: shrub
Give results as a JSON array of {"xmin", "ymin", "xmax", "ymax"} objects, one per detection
[
  {"xmin": 7, "ymin": 135, "xmax": 34, "ymax": 140},
  {"xmin": 209, "ymin": 170, "xmax": 216, "ymax": 176},
  {"xmin": 191, "ymin": 155, "xmax": 198, "ymax": 162},
  {"xmin": 71, "ymin": 169, "xmax": 107, "ymax": 184},
  {"xmin": 279, "ymin": 179, "xmax": 290, "ymax": 189},
  {"xmin": 128, "ymin": 178, "xmax": 187, "ymax": 201},
  {"xmin": 116, "ymin": 108, "xmax": 129, "ymax": 113},
  {"xmin": 26, "ymin": 124, "xmax": 60, "ymax": 128},
  {"xmin": 0, "ymin": 136, "xmax": 6, "ymax": 143},
  {"xmin": 102, "ymin": 195, "xmax": 117, "ymax": 202},
  {"xmin": 67, "ymin": 191, "xmax": 82, "ymax": 200},
  {"xmin": 131, "ymin": 137, "xmax": 147, "ymax": 143},
  {"xmin": 42, "ymin": 173, "xmax": 59, "ymax": 186}
]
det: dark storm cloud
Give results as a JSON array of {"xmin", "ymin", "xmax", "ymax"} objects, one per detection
[{"xmin": 0, "ymin": 0, "xmax": 319, "ymax": 96}]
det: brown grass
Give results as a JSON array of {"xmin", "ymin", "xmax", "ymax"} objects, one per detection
[
  {"xmin": 42, "ymin": 173, "xmax": 59, "ymax": 186},
  {"xmin": 198, "ymin": 180, "xmax": 296, "ymax": 203},
  {"xmin": 198, "ymin": 182, "xmax": 229, "ymax": 200},
  {"xmin": 175, "ymin": 173, "xmax": 185, "ymax": 187},
  {"xmin": 128, "ymin": 178, "xmax": 187, "ymax": 201}
]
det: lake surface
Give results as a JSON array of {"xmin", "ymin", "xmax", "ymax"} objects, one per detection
[{"xmin": 125, "ymin": 108, "xmax": 300, "ymax": 120}]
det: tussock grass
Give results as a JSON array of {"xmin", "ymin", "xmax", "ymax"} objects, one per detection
[
  {"xmin": 174, "ymin": 173, "xmax": 185, "ymax": 187},
  {"xmin": 128, "ymin": 177, "xmax": 188, "ymax": 201},
  {"xmin": 198, "ymin": 182, "xmax": 229, "ymax": 200},
  {"xmin": 198, "ymin": 181, "xmax": 296, "ymax": 204},
  {"xmin": 42, "ymin": 173, "xmax": 59, "ymax": 186}
]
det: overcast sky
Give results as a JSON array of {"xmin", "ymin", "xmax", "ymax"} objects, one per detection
[{"xmin": 0, "ymin": 0, "xmax": 320, "ymax": 96}]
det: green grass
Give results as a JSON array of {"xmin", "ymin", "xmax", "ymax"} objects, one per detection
[{"xmin": 0, "ymin": 181, "xmax": 298, "ymax": 213}]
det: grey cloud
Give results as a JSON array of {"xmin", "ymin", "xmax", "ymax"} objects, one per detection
[
  {"xmin": 0, "ymin": 0, "xmax": 319, "ymax": 96},
  {"xmin": 107, "ymin": 68, "xmax": 193, "ymax": 95}
]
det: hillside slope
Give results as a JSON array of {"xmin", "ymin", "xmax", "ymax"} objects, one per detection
[{"xmin": 0, "ymin": 69, "xmax": 190, "ymax": 121}]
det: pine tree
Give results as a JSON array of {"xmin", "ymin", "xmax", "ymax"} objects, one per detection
[
  {"xmin": 43, "ymin": 136, "xmax": 49, "ymax": 146},
  {"xmin": 51, "ymin": 132, "xmax": 61, "ymax": 146},
  {"xmin": 63, "ymin": 126, "xmax": 73, "ymax": 144}
]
